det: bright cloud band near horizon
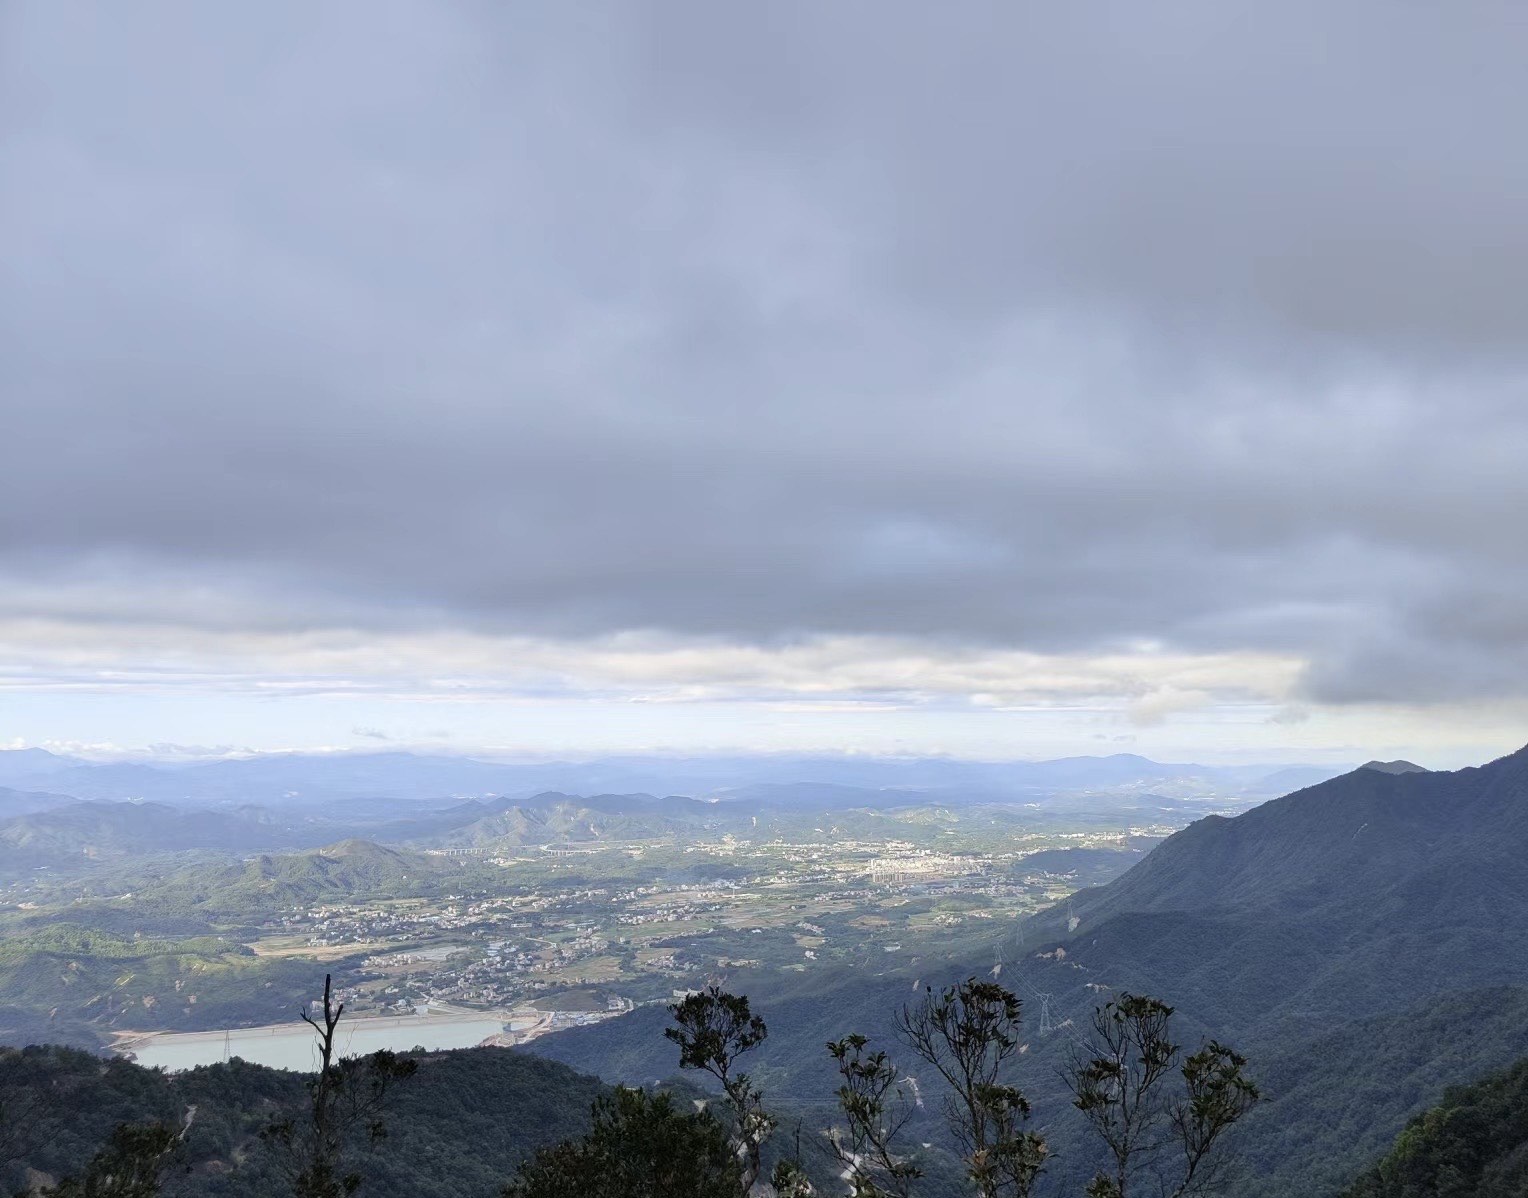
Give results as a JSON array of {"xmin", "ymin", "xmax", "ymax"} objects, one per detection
[{"xmin": 4, "ymin": 2, "xmax": 1528, "ymax": 766}]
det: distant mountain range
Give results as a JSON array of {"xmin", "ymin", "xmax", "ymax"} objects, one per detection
[
  {"xmin": 0, "ymin": 747, "xmax": 1349, "ymax": 870},
  {"xmin": 0, "ymin": 785, "xmax": 76, "ymax": 819},
  {"xmin": 0, "ymin": 779, "xmax": 1279, "ymax": 870},
  {"xmin": 0, "ymin": 800, "xmax": 305, "ymax": 867},
  {"xmin": 0, "ymin": 747, "xmax": 1346, "ymax": 809},
  {"xmin": 0, "ymin": 790, "xmax": 682, "ymax": 867}
]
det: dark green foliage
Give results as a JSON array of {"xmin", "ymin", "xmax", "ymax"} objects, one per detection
[
  {"xmin": 502, "ymin": 1087, "xmax": 738, "ymax": 1198},
  {"xmin": 896, "ymin": 979, "xmax": 1047, "ymax": 1198},
  {"xmin": 261, "ymin": 976, "xmax": 416, "ymax": 1198},
  {"xmin": 1023, "ymin": 747, "xmax": 1528, "ymax": 1037},
  {"xmin": 827, "ymin": 1033, "xmax": 921, "ymax": 1198},
  {"xmin": 533, "ymin": 972, "xmax": 1528, "ymax": 1198},
  {"xmin": 666, "ymin": 989, "xmax": 768, "ymax": 1077},
  {"xmin": 1070, "ymin": 996, "xmax": 1177, "ymax": 1198},
  {"xmin": 1175, "ymin": 1042, "xmax": 1259, "ymax": 1187},
  {"xmin": 1341, "ymin": 1056, "xmax": 1528, "ymax": 1198},
  {"xmin": 0, "ymin": 921, "xmax": 329, "ymax": 1047},
  {"xmin": 1233, "ymin": 985, "xmax": 1528, "ymax": 1197},
  {"xmin": 0, "ymin": 1047, "xmax": 183, "ymax": 1193},
  {"xmin": 1068, "ymin": 996, "xmax": 1257, "ymax": 1198},
  {"xmin": 40, "ymin": 1122, "xmax": 183, "ymax": 1198},
  {"xmin": 2, "ymin": 1063, "xmax": 52, "ymax": 1169},
  {"xmin": 533, "ymin": 983, "xmax": 1247, "ymax": 1198},
  {"xmin": 2, "ymin": 981, "xmax": 1257, "ymax": 1198},
  {"xmin": 532, "ymin": 746, "xmax": 1528, "ymax": 1197},
  {"xmin": 0, "ymin": 1045, "xmax": 602, "ymax": 1197},
  {"xmin": 666, "ymin": 987, "xmax": 771, "ymax": 1192}
]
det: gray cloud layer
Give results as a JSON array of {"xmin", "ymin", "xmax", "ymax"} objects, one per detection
[{"xmin": 4, "ymin": 1, "xmax": 1528, "ymax": 705}]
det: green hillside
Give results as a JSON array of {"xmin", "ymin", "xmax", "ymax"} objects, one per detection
[
  {"xmin": 156, "ymin": 839, "xmax": 461, "ymax": 913},
  {"xmin": 531, "ymin": 746, "xmax": 1528, "ymax": 1196},
  {"xmin": 1239, "ymin": 986, "xmax": 1528, "ymax": 1197},
  {"xmin": 0, "ymin": 1043, "xmax": 602, "ymax": 1197},
  {"xmin": 0, "ymin": 841, "xmax": 484, "ymax": 1046},
  {"xmin": 0, "ymin": 923, "xmax": 326, "ymax": 1047},
  {"xmin": 0, "ymin": 801, "xmax": 303, "ymax": 868},
  {"xmin": 1341, "ymin": 1053, "xmax": 1528, "ymax": 1197}
]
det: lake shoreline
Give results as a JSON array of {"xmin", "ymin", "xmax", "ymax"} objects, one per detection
[{"xmin": 114, "ymin": 1008, "xmax": 532, "ymax": 1072}]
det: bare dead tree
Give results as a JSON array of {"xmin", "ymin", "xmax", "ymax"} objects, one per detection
[{"xmin": 263, "ymin": 974, "xmax": 416, "ymax": 1198}]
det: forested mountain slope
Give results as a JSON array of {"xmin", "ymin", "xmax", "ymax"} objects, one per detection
[
  {"xmin": 534, "ymin": 745, "xmax": 1528, "ymax": 1196},
  {"xmin": 1033, "ymin": 748, "xmax": 1525, "ymax": 931},
  {"xmin": 1014, "ymin": 747, "xmax": 1528, "ymax": 1050},
  {"xmin": 0, "ymin": 795, "xmax": 560, "ymax": 865},
  {"xmin": 0, "ymin": 1044, "xmax": 602, "ymax": 1197},
  {"xmin": 0, "ymin": 786, "xmax": 76, "ymax": 819},
  {"xmin": 1341, "ymin": 1051, "xmax": 1528, "ymax": 1197},
  {"xmin": 0, "ymin": 801, "xmax": 313, "ymax": 867},
  {"xmin": 1239, "ymin": 985, "xmax": 1528, "ymax": 1196}
]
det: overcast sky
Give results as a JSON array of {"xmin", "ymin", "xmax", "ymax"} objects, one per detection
[{"xmin": 4, "ymin": 2, "xmax": 1528, "ymax": 766}]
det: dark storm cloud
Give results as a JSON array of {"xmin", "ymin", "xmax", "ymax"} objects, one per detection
[{"xmin": 3, "ymin": 0, "xmax": 1527, "ymax": 703}]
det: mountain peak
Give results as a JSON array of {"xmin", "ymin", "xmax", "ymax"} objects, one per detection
[{"xmin": 1358, "ymin": 759, "xmax": 1429, "ymax": 775}]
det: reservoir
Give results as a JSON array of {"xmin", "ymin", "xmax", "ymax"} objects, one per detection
[{"xmin": 122, "ymin": 1012, "xmax": 506, "ymax": 1072}]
